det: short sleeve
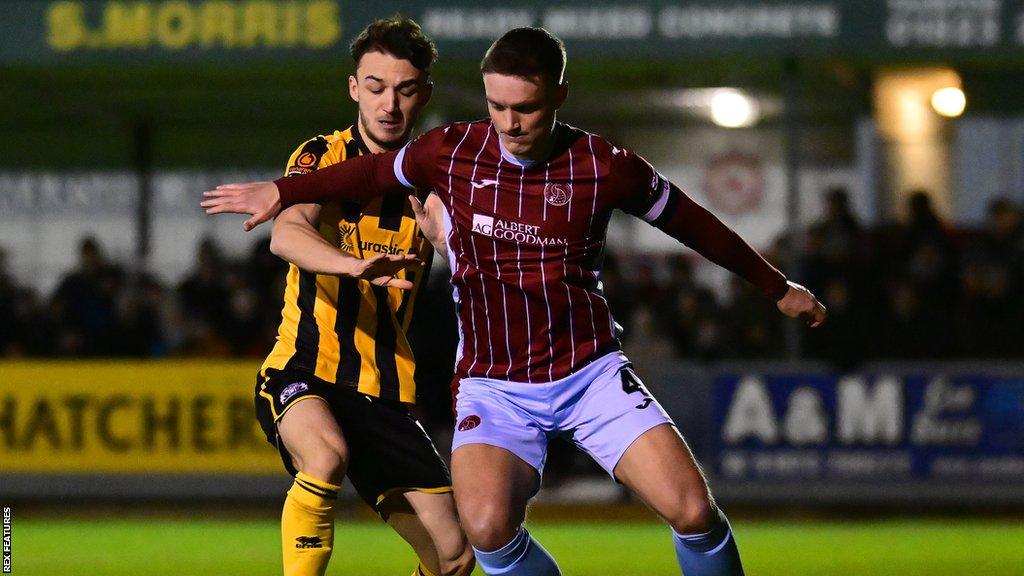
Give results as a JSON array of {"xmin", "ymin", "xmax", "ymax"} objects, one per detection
[
  {"xmin": 394, "ymin": 125, "xmax": 449, "ymax": 189},
  {"xmin": 608, "ymin": 148, "xmax": 672, "ymax": 222}
]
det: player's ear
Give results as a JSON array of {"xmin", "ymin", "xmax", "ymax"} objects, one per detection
[
  {"xmin": 348, "ymin": 75, "xmax": 359, "ymax": 103},
  {"xmin": 553, "ymin": 81, "xmax": 568, "ymax": 109},
  {"xmin": 421, "ymin": 80, "xmax": 434, "ymax": 105}
]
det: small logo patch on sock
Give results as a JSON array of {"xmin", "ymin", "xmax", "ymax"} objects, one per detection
[
  {"xmin": 280, "ymin": 382, "xmax": 308, "ymax": 404},
  {"xmin": 295, "ymin": 535, "xmax": 323, "ymax": 549},
  {"xmin": 457, "ymin": 415, "xmax": 481, "ymax": 431}
]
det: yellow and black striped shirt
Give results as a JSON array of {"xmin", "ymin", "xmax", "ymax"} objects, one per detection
[{"xmin": 261, "ymin": 125, "xmax": 432, "ymax": 403}]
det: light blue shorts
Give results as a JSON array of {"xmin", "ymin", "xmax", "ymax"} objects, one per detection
[{"xmin": 451, "ymin": 352, "xmax": 674, "ymax": 478}]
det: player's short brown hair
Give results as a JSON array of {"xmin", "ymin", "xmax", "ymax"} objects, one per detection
[
  {"xmin": 481, "ymin": 27, "xmax": 566, "ymax": 86},
  {"xmin": 350, "ymin": 16, "xmax": 437, "ymax": 73}
]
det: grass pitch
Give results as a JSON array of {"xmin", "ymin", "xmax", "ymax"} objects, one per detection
[{"xmin": 11, "ymin": 517, "xmax": 1023, "ymax": 575}]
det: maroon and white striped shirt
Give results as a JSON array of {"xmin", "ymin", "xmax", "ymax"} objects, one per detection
[
  {"xmin": 276, "ymin": 119, "xmax": 789, "ymax": 384},
  {"xmin": 395, "ymin": 121, "xmax": 672, "ymax": 382}
]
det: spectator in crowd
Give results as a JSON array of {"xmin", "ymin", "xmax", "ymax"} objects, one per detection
[
  {"xmin": 176, "ymin": 238, "xmax": 233, "ymax": 356},
  {"xmin": 956, "ymin": 198, "xmax": 1024, "ymax": 357},
  {"xmin": 802, "ymin": 186, "xmax": 870, "ymax": 367},
  {"xmin": 723, "ymin": 275, "xmax": 785, "ymax": 358},
  {"xmin": 867, "ymin": 191, "xmax": 956, "ymax": 358},
  {"xmin": 50, "ymin": 236, "xmax": 124, "ymax": 356},
  {"xmin": 0, "ymin": 248, "xmax": 14, "ymax": 352},
  {"xmin": 221, "ymin": 263, "xmax": 266, "ymax": 357},
  {"xmin": 118, "ymin": 272, "xmax": 169, "ymax": 357},
  {"xmin": 656, "ymin": 255, "xmax": 725, "ymax": 361},
  {"xmin": 241, "ymin": 236, "xmax": 289, "ymax": 355},
  {"xmin": 0, "ymin": 248, "xmax": 45, "ymax": 356}
]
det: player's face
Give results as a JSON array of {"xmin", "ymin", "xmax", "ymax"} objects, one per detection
[
  {"xmin": 349, "ymin": 51, "xmax": 433, "ymax": 153},
  {"xmin": 483, "ymin": 73, "xmax": 567, "ymax": 160}
]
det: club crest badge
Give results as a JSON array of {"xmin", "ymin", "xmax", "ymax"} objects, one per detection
[
  {"xmin": 280, "ymin": 382, "xmax": 309, "ymax": 404},
  {"xmin": 544, "ymin": 183, "xmax": 572, "ymax": 207},
  {"xmin": 457, "ymin": 415, "xmax": 482, "ymax": 431}
]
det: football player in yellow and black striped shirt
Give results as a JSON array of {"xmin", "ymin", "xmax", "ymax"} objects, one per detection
[{"xmin": 253, "ymin": 17, "xmax": 472, "ymax": 576}]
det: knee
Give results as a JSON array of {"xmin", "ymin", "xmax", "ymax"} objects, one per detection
[
  {"xmin": 665, "ymin": 491, "xmax": 719, "ymax": 535},
  {"xmin": 438, "ymin": 545, "xmax": 476, "ymax": 576},
  {"xmin": 294, "ymin": 435, "xmax": 348, "ymax": 485},
  {"xmin": 460, "ymin": 505, "xmax": 520, "ymax": 552}
]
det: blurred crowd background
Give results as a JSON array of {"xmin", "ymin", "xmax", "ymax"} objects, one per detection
[{"xmin": 3, "ymin": 189, "xmax": 1020, "ymax": 366}]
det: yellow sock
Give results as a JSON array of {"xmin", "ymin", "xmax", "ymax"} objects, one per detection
[
  {"xmin": 281, "ymin": 472, "xmax": 341, "ymax": 576},
  {"xmin": 414, "ymin": 563, "xmax": 440, "ymax": 576}
]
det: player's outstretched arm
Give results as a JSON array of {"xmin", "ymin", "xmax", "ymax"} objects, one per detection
[
  {"xmin": 777, "ymin": 281, "xmax": 827, "ymax": 327},
  {"xmin": 651, "ymin": 184, "xmax": 826, "ymax": 327},
  {"xmin": 271, "ymin": 203, "xmax": 422, "ymax": 289},
  {"xmin": 202, "ymin": 182, "xmax": 281, "ymax": 231},
  {"xmin": 201, "ymin": 150, "xmax": 406, "ymax": 231}
]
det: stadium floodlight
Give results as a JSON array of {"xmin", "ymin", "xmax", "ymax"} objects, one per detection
[
  {"xmin": 709, "ymin": 89, "xmax": 760, "ymax": 128},
  {"xmin": 931, "ymin": 87, "xmax": 966, "ymax": 118}
]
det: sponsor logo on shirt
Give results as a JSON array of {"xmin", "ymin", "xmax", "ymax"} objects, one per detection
[
  {"xmin": 296, "ymin": 152, "xmax": 318, "ymax": 168},
  {"xmin": 337, "ymin": 223, "xmax": 405, "ymax": 255},
  {"xmin": 470, "ymin": 179, "xmax": 499, "ymax": 190},
  {"xmin": 471, "ymin": 214, "xmax": 568, "ymax": 246},
  {"xmin": 338, "ymin": 223, "xmax": 356, "ymax": 253}
]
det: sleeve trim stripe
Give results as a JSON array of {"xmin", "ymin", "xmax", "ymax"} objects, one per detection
[
  {"xmin": 394, "ymin": 144, "xmax": 414, "ymax": 189},
  {"xmin": 642, "ymin": 180, "xmax": 672, "ymax": 222}
]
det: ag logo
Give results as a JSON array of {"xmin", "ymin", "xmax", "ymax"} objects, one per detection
[
  {"xmin": 296, "ymin": 152, "xmax": 318, "ymax": 168},
  {"xmin": 544, "ymin": 183, "xmax": 572, "ymax": 207},
  {"xmin": 457, "ymin": 415, "xmax": 482, "ymax": 431},
  {"xmin": 472, "ymin": 214, "xmax": 494, "ymax": 236}
]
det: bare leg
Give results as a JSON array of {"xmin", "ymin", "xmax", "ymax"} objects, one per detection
[
  {"xmin": 615, "ymin": 424, "xmax": 743, "ymax": 576},
  {"xmin": 614, "ymin": 424, "xmax": 716, "ymax": 533},
  {"xmin": 276, "ymin": 399, "xmax": 348, "ymax": 576},
  {"xmin": 451, "ymin": 444, "xmax": 560, "ymax": 575},
  {"xmin": 278, "ymin": 398, "xmax": 349, "ymax": 483},
  {"xmin": 382, "ymin": 491, "xmax": 475, "ymax": 576}
]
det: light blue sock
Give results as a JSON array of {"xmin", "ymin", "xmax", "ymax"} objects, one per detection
[
  {"xmin": 672, "ymin": 509, "xmax": 745, "ymax": 576},
  {"xmin": 473, "ymin": 526, "xmax": 561, "ymax": 576}
]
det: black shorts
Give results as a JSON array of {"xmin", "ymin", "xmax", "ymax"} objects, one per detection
[{"xmin": 255, "ymin": 368, "xmax": 451, "ymax": 514}]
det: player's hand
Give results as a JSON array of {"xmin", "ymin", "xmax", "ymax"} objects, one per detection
[
  {"xmin": 354, "ymin": 253, "xmax": 424, "ymax": 290},
  {"xmin": 777, "ymin": 281, "xmax": 827, "ymax": 327},
  {"xmin": 409, "ymin": 193, "xmax": 446, "ymax": 248},
  {"xmin": 201, "ymin": 182, "xmax": 282, "ymax": 231}
]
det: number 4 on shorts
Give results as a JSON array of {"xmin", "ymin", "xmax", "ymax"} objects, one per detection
[{"xmin": 620, "ymin": 367, "xmax": 653, "ymax": 410}]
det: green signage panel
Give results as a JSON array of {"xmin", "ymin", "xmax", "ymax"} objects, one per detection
[{"xmin": 3, "ymin": 0, "xmax": 1024, "ymax": 63}]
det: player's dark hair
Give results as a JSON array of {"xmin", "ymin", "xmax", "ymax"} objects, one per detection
[
  {"xmin": 350, "ymin": 16, "xmax": 437, "ymax": 74},
  {"xmin": 481, "ymin": 27, "xmax": 566, "ymax": 86}
]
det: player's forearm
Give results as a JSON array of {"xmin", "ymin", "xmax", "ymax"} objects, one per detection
[
  {"xmin": 270, "ymin": 218, "xmax": 362, "ymax": 277},
  {"xmin": 426, "ymin": 234, "xmax": 448, "ymax": 260},
  {"xmin": 274, "ymin": 151, "xmax": 404, "ymax": 209},
  {"xmin": 655, "ymin": 188, "xmax": 789, "ymax": 301}
]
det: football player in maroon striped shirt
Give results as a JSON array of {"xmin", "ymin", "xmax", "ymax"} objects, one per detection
[{"xmin": 204, "ymin": 27, "xmax": 825, "ymax": 576}]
